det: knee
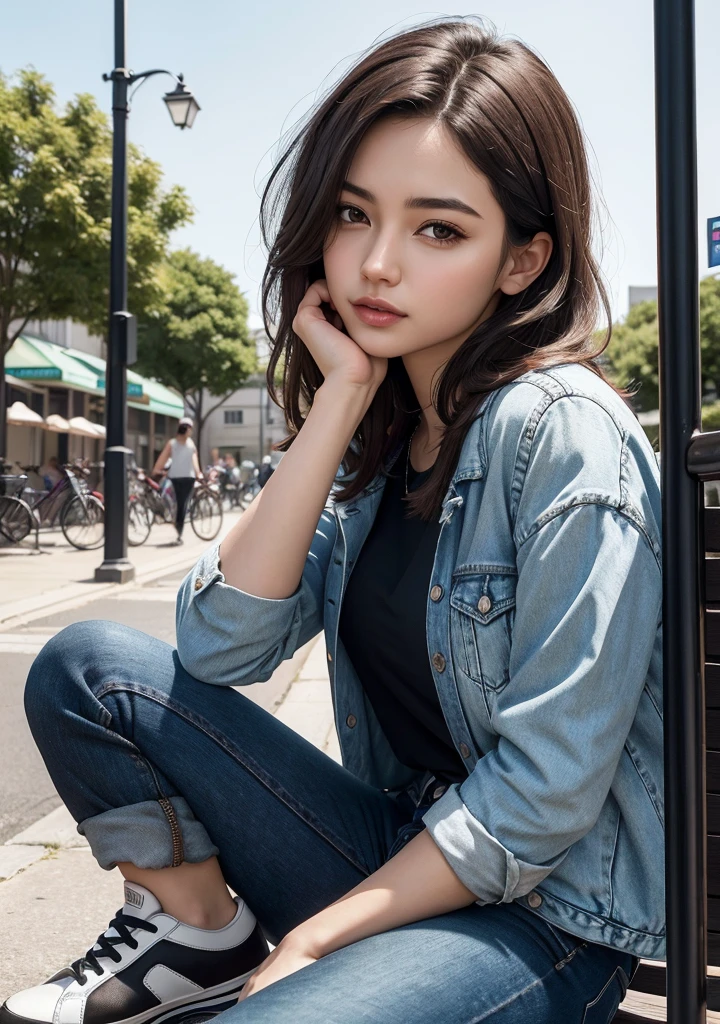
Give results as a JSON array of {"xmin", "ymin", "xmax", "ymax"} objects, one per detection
[{"xmin": 24, "ymin": 619, "xmax": 127, "ymax": 728}]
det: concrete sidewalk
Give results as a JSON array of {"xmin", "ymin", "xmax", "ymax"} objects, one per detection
[
  {"xmin": 0, "ymin": 511, "xmax": 243, "ymax": 628},
  {"xmin": 0, "ymin": 630, "xmax": 336, "ymax": 1000}
]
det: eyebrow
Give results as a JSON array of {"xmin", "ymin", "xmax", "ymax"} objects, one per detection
[{"xmin": 342, "ymin": 180, "xmax": 482, "ymax": 219}]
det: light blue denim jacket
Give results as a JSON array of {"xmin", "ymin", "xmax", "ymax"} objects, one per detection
[{"xmin": 176, "ymin": 363, "xmax": 664, "ymax": 960}]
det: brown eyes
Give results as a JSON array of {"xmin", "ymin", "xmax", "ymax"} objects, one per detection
[
  {"xmin": 427, "ymin": 223, "xmax": 456, "ymax": 242},
  {"xmin": 336, "ymin": 204, "xmax": 466, "ymax": 246},
  {"xmin": 338, "ymin": 205, "xmax": 367, "ymax": 225}
]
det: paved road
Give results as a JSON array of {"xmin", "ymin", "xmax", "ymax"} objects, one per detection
[{"xmin": 0, "ymin": 567, "xmax": 298, "ymax": 844}]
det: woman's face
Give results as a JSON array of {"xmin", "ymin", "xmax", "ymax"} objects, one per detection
[{"xmin": 323, "ymin": 116, "xmax": 550, "ymax": 361}]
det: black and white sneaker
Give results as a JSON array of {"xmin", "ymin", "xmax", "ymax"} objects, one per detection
[{"xmin": 0, "ymin": 881, "xmax": 269, "ymax": 1024}]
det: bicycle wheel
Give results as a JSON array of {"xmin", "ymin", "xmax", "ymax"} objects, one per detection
[
  {"xmin": 128, "ymin": 495, "xmax": 152, "ymax": 547},
  {"xmin": 61, "ymin": 494, "xmax": 105, "ymax": 550},
  {"xmin": 147, "ymin": 493, "xmax": 168, "ymax": 525},
  {"xmin": 189, "ymin": 488, "xmax": 223, "ymax": 541},
  {"xmin": 0, "ymin": 496, "xmax": 34, "ymax": 544}
]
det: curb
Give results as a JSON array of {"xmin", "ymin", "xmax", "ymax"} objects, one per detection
[
  {"xmin": 0, "ymin": 544, "xmax": 220, "ymax": 631},
  {"xmin": 6, "ymin": 805, "xmax": 89, "ymax": 850},
  {"xmin": 0, "ymin": 847, "xmax": 47, "ymax": 882}
]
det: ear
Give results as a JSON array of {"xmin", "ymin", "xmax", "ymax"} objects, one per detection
[{"xmin": 498, "ymin": 232, "xmax": 553, "ymax": 296}]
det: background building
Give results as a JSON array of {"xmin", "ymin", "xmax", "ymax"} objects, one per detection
[
  {"xmin": 628, "ymin": 285, "xmax": 658, "ymax": 309},
  {"xmin": 198, "ymin": 327, "xmax": 288, "ymax": 466}
]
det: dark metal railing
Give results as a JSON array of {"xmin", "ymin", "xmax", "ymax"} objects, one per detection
[{"xmin": 655, "ymin": 0, "xmax": 707, "ymax": 1020}]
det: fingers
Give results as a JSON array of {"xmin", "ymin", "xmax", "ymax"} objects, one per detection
[{"xmin": 298, "ymin": 278, "xmax": 336, "ymax": 312}]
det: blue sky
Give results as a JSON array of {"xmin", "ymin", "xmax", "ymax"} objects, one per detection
[{"xmin": 2, "ymin": 1, "xmax": 719, "ymax": 328}]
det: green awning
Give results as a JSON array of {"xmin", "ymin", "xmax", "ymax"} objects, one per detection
[
  {"xmin": 130, "ymin": 378, "xmax": 184, "ymax": 418},
  {"xmin": 6, "ymin": 334, "xmax": 184, "ymax": 419},
  {"xmin": 65, "ymin": 349, "xmax": 144, "ymax": 398},
  {"xmin": 62, "ymin": 348, "xmax": 183, "ymax": 415},
  {"xmin": 6, "ymin": 335, "xmax": 101, "ymax": 391},
  {"xmin": 57, "ymin": 345, "xmax": 182, "ymax": 416}
]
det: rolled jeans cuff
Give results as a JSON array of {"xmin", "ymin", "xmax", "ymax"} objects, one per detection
[{"xmin": 77, "ymin": 797, "xmax": 220, "ymax": 871}]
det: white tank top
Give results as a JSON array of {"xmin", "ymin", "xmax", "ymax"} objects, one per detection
[{"xmin": 168, "ymin": 437, "xmax": 196, "ymax": 479}]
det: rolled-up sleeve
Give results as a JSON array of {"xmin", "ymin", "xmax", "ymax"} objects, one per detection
[
  {"xmin": 175, "ymin": 506, "xmax": 337, "ymax": 686},
  {"xmin": 424, "ymin": 396, "xmax": 662, "ymax": 904},
  {"xmin": 424, "ymin": 502, "xmax": 661, "ymax": 903}
]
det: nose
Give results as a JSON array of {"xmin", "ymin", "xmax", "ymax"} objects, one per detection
[{"xmin": 360, "ymin": 232, "xmax": 402, "ymax": 288}]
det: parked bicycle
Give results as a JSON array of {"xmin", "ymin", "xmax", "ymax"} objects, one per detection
[
  {"xmin": 130, "ymin": 466, "xmax": 176, "ymax": 525},
  {"xmin": 125, "ymin": 468, "xmax": 153, "ymax": 547},
  {"xmin": 187, "ymin": 478, "xmax": 224, "ymax": 540},
  {"xmin": 129, "ymin": 467, "xmax": 223, "ymax": 542},
  {"xmin": 0, "ymin": 459, "xmax": 104, "ymax": 550},
  {"xmin": 206, "ymin": 464, "xmax": 240, "ymax": 512}
]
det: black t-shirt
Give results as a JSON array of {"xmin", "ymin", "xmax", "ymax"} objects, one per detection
[{"xmin": 338, "ymin": 436, "xmax": 466, "ymax": 785}]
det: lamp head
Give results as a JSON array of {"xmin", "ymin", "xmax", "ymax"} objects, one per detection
[{"xmin": 163, "ymin": 76, "xmax": 200, "ymax": 129}]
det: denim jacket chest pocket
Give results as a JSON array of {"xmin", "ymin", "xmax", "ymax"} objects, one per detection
[{"xmin": 449, "ymin": 568, "xmax": 518, "ymax": 693}]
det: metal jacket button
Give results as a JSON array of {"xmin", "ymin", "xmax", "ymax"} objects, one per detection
[
  {"xmin": 194, "ymin": 577, "xmax": 203, "ymax": 591},
  {"xmin": 346, "ymin": 714, "xmax": 357, "ymax": 728},
  {"xmin": 430, "ymin": 585, "xmax": 444, "ymax": 601},
  {"xmin": 459, "ymin": 742, "xmax": 471, "ymax": 759},
  {"xmin": 432, "ymin": 784, "xmax": 447, "ymax": 800},
  {"xmin": 431, "ymin": 652, "xmax": 446, "ymax": 672},
  {"xmin": 477, "ymin": 595, "xmax": 492, "ymax": 614},
  {"xmin": 327, "ymin": 652, "xmax": 332, "ymax": 662},
  {"xmin": 527, "ymin": 892, "xmax": 543, "ymax": 909}
]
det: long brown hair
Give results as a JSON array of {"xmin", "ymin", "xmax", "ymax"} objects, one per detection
[{"xmin": 261, "ymin": 17, "xmax": 618, "ymax": 521}]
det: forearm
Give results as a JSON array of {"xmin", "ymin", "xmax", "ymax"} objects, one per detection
[
  {"xmin": 219, "ymin": 381, "xmax": 373, "ymax": 599},
  {"xmin": 152, "ymin": 446, "xmax": 169, "ymax": 476},
  {"xmin": 286, "ymin": 829, "xmax": 477, "ymax": 959}
]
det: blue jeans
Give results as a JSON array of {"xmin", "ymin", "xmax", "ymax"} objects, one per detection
[{"xmin": 24, "ymin": 620, "xmax": 638, "ymax": 1023}]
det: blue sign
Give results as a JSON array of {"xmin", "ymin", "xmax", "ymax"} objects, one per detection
[
  {"xmin": 708, "ymin": 217, "xmax": 720, "ymax": 268},
  {"xmin": 10, "ymin": 367, "xmax": 61, "ymax": 379},
  {"xmin": 96, "ymin": 379, "xmax": 143, "ymax": 397}
]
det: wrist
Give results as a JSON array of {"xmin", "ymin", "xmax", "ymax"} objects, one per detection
[
  {"xmin": 281, "ymin": 920, "xmax": 331, "ymax": 960},
  {"xmin": 315, "ymin": 379, "xmax": 376, "ymax": 426},
  {"xmin": 318, "ymin": 376, "xmax": 375, "ymax": 406}
]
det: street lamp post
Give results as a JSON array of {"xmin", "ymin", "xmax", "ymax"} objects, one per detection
[
  {"xmin": 95, "ymin": 0, "xmax": 199, "ymax": 583},
  {"xmin": 655, "ymin": 3, "xmax": 707, "ymax": 1020}
]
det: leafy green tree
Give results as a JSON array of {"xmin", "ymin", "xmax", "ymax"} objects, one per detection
[
  {"xmin": 700, "ymin": 274, "xmax": 720, "ymax": 396},
  {"xmin": 0, "ymin": 68, "xmax": 192, "ymax": 454},
  {"xmin": 702, "ymin": 402, "xmax": 720, "ymax": 431},
  {"xmin": 135, "ymin": 249, "xmax": 257, "ymax": 456},
  {"xmin": 603, "ymin": 276, "xmax": 720, "ymax": 413},
  {"xmin": 602, "ymin": 300, "xmax": 660, "ymax": 411}
]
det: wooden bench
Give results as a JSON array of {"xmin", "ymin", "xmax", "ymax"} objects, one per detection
[{"xmin": 608, "ymin": 505, "xmax": 720, "ymax": 1021}]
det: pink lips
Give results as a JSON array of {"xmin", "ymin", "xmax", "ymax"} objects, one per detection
[{"xmin": 351, "ymin": 301, "xmax": 407, "ymax": 327}]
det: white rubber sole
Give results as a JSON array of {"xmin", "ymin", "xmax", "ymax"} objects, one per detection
[{"xmin": 118, "ymin": 972, "xmax": 256, "ymax": 1024}]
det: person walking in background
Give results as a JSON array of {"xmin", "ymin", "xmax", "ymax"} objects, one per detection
[
  {"xmin": 224, "ymin": 453, "xmax": 240, "ymax": 484},
  {"xmin": 208, "ymin": 447, "xmax": 226, "ymax": 474},
  {"xmin": 152, "ymin": 417, "xmax": 203, "ymax": 545},
  {"xmin": 258, "ymin": 455, "xmax": 275, "ymax": 488},
  {"xmin": 206, "ymin": 448, "xmax": 227, "ymax": 485}
]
